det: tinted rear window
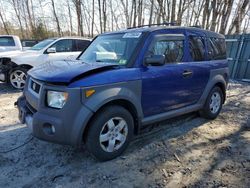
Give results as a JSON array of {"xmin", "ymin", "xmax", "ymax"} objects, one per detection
[
  {"xmin": 0, "ymin": 37, "xmax": 15, "ymax": 46},
  {"xmin": 189, "ymin": 36, "xmax": 205, "ymax": 61},
  {"xmin": 207, "ymin": 38, "xmax": 226, "ymax": 60},
  {"xmin": 73, "ymin": 40, "xmax": 91, "ymax": 51}
]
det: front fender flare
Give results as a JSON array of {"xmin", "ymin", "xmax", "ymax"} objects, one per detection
[{"xmin": 84, "ymin": 81, "xmax": 143, "ymax": 118}]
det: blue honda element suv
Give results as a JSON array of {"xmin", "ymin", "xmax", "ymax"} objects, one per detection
[{"xmin": 17, "ymin": 25, "xmax": 229, "ymax": 161}]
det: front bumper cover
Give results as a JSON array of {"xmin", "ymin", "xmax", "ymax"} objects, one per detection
[{"xmin": 16, "ymin": 91, "xmax": 94, "ymax": 146}]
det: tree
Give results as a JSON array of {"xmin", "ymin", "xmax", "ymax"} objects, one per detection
[{"xmin": 51, "ymin": 0, "xmax": 62, "ymax": 36}]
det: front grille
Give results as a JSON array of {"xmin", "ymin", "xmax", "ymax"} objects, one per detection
[{"xmin": 30, "ymin": 79, "xmax": 41, "ymax": 94}]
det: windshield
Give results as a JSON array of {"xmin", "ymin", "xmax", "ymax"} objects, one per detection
[
  {"xmin": 29, "ymin": 39, "xmax": 56, "ymax": 51},
  {"xmin": 79, "ymin": 32, "xmax": 142, "ymax": 65}
]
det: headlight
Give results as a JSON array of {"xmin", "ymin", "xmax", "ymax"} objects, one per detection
[{"xmin": 47, "ymin": 90, "xmax": 68, "ymax": 109}]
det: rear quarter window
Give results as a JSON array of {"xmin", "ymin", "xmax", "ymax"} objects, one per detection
[{"xmin": 207, "ymin": 38, "xmax": 226, "ymax": 60}]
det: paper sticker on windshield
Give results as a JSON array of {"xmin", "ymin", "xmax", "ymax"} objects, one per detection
[
  {"xmin": 118, "ymin": 59, "xmax": 127, "ymax": 65},
  {"xmin": 123, "ymin": 32, "xmax": 142, "ymax": 38}
]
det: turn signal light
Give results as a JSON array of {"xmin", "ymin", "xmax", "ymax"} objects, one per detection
[{"xmin": 85, "ymin": 89, "xmax": 95, "ymax": 98}]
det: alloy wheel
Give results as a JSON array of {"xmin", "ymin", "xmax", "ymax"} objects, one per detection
[
  {"xmin": 99, "ymin": 117, "xmax": 128, "ymax": 153},
  {"xmin": 10, "ymin": 70, "xmax": 27, "ymax": 89}
]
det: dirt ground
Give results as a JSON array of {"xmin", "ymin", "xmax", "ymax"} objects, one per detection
[{"xmin": 0, "ymin": 81, "xmax": 249, "ymax": 188}]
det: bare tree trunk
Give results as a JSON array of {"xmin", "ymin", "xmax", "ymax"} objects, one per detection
[
  {"xmin": 102, "ymin": 0, "xmax": 107, "ymax": 32},
  {"xmin": 120, "ymin": 0, "xmax": 130, "ymax": 27},
  {"xmin": 25, "ymin": 0, "xmax": 36, "ymax": 36},
  {"xmin": 98, "ymin": 0, "xmax": 102, "ymax": 32},
  {"xmin": 67, "ymin": 0, "xmax": 73, "ymax": 35},
  {"xmin": 73, "ymin": 0, "xmax": 84, "ymax": 36},
  {"xmin": 109, "ymin": 0, "xmax": 114, "ymax": 30},
  {"xmin": 11, "ymin": 0, "xmax": 25, "ymax": 38},
  {"xmin": 137, "ymin": 0, "xmax": 143, "ymax": 26},
  {"xmin": 189, "ymin": 0, "xmax": 196, "ymax": 26},
  {"xmin": 210, "ymin": 0, "xmax": 223, "ymax": 31},
  {"xmin": 149, "ymin": 0, "xmax": 154, "ymax": 25},
  {"xmin": 0, "ymin": 10, "xmax": 9, "ymax": 34},
  {"xmin": 38, "ymin": 0, "xmax": 48, "ymax": 34},
  {"xmin": 133, "ymin": 0, "xmax": 137, "ymax": 27},
  {"xmin": 193, "ymin": 0, "xmax": 204, "ymax": 26},
  {"xmin": 171, "ymin": 0, "xmax": 176, "ymax": 23},
  {"xmin": 51, "ymin": 0, "xmax": 62, "ymax": 36},
  {"xmin": 202, "ymin": 0, "xmax": 209, "ymax": 28},
  {"xmin": 228, "ymin": 0, "xmax": 249, "ymax": 34},
  {"xmin": 21, "ymin": 1, "xmax": 30, "ymax": 37},
  {"xmin": 91, "ymin": 0, "xmax": 95, "ymax": 36}
]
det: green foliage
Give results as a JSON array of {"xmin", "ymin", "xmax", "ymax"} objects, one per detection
[{"xmin": 32, "ymin": 22, "xmax": 48, "ymax": 40}]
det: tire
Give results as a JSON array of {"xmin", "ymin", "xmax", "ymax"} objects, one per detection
[
  {"xmin": 8, "ymin": 67, "xmax": 28, "ymax": 89},
  {"xmin": 199, "ymin": 86, "xmax": 223, "ymax": 120},
  {"xmin": 85, "ymin": 105, "xmax": 134, "ymax": 161}
]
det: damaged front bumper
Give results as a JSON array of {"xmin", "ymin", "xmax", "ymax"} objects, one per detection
[
  {"xmin": 0, "ymin": 71, "xmax": 6, "ymax": 81},
  {"xmin": 15, "ymin": 78, "xmax": 94, "ymax": 146}
]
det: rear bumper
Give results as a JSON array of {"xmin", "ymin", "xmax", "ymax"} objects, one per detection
[{"xmin": 16, "ymin": 93, "xmax": 94, "ymax": 146}]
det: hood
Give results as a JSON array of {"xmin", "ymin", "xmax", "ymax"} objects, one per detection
[
  {"xmin": 28, "ymin": 60, "xmax": 119, "ymax": 83},
  {"xmin": 0, "ymin": 50, "xmax": 39, "ymax": 58}
]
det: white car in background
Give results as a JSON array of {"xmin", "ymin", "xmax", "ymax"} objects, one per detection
[
  {"xmin": 0, "ymin": 37, "xmax": 91, "ymax": 89},
  {"xmin": 0, "ymin": 35, "xmax": 22, "ymax": 52}
]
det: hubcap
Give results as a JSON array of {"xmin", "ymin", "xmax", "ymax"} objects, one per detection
[
  {"xmin": 10, "ymin": 70, "xmax": 26, "ymax": 89},
  {"xmin": 209, "ymin": 91, "xmax": 221, "ymax": 114},
  {"xmin": 99, "ymin": 117, "xmax": 128, "ymax": 153}
]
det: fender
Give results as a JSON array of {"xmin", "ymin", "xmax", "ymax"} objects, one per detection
[
  {"xmin": 84, "ymin": 80, "xmax": 143, "ymax": 118},
  {"xmin": 71, "ymin": 80, "xmax": 143, "ymax": 145},
  {"xmin": 198, "ymin": 67, "xmax": 228, "ymax": 105}
]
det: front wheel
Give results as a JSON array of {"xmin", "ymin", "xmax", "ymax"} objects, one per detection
[
  {"xmin": 85, "ymin": 105, "xmax": 134, "ymax": 161},
  {"xmin": 199, "ymin": 86, "xmax": 223, "ymax": 119},
  {"xmin": 9, "ymin": 68, "xmax": 27, "ymax": 89}
]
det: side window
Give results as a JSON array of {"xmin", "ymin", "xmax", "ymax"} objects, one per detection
[
  {"xmin": 0, "ymin": 37, "xmax": 15, "ymax": 46},
  {"xmin": 73, "ymin": 40, "xmax": 90, "ymax": 52},
  {"xmin": 149, "ymin": 40, "xmax": 184, "ymax": 63},
  {"xmin": 207, "ymin": 38, "xmax": 226, "ymax": 60},
  {"xmin": 50, "ymin": 39, "xmax": 73, "ymax": 52},
  {"xmin": 189, "ymin": 36, "xmax": 205, "ymax": 61}
]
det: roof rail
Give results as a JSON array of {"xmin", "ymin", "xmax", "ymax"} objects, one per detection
[
  {"xmin": 190, "ymin": 25, "xmax": 202, "ymax": 29},
  {"xmin": 127, "ymin": 22, "xmax": 177, "ymax": 29}
]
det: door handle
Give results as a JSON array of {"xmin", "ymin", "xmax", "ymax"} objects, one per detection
[{"xmin": 182, "ymin": 70, "xmax": 193, "ymax": 77}]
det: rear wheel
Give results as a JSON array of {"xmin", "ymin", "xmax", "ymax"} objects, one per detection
[
  {"xmin": 85, "ymin": 105, "xmax": 134, "ymax": 161},
  {"xmin": 9, "ymin": 67, "xmax": 27, "ymax": 89},
  {"xmin": 199, "ymin": 86, "xmax": 223, "ymax": 119}
]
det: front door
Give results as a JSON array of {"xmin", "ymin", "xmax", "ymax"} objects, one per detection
[{"xmin": 141, "ymin": 34, "xmax": 205, "ymax": 117}]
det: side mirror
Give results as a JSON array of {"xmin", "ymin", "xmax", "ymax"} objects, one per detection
[
  {"xmin": 47, "ymin": 47, "xmax": 56, "ymax": 53},
  {"xmin": 144, "ymin": 55, "xmax": 165, "ymax": 66}
]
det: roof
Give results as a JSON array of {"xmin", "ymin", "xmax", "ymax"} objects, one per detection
[
  {"xmin": 102, "ymin": 26, "xmax": 225, "ymax": 38},
  {"xmin": 59, "ymin": 36, "xmax": 92, "ymax": 41},
  {"xmin": 0, "ymin": 35, "xmax": 20, "ymax": 38}
]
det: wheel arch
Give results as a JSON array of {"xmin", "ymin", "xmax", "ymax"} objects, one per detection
[
  {"xmin": 214, "ymin": 82, "xmax": 226, "ymax": 103},
  {"xmin": 82, "ymin": 98, "xmax": 141, "ymax": 142},
  {"xmin": 199, "ymin": 74, "xmax": 227, "ymax": 106}
]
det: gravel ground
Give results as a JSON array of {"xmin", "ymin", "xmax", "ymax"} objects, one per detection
[{"xmin": 0, "ymin": 81, "xmax": 249, "ymax": 188}]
